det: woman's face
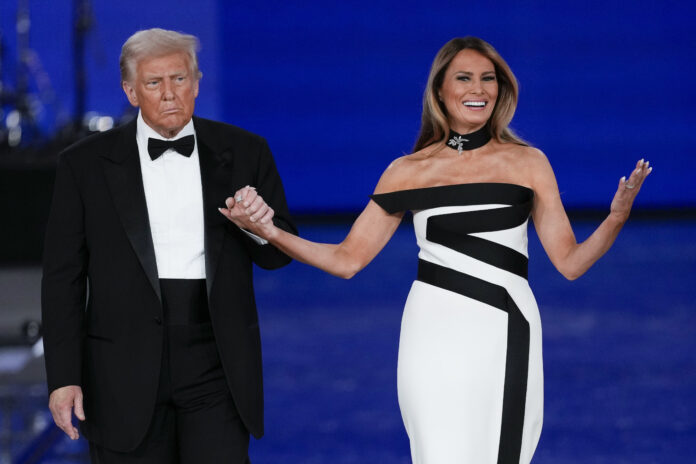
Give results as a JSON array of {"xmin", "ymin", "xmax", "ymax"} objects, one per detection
[{"xmin": 438, "ymin": 49, "xmax": 498, "ymax": 134}]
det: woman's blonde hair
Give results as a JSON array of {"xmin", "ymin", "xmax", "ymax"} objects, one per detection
[{"xmin": 414, "ymin": 37, "xmax": 528, "ymax": 152}]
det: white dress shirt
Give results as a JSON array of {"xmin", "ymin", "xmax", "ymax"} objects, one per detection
[
  {"xmin": 136, "ymin": 112, "xmax": 206, "ymax": 279},
  {"xmin": 136, "ymin": 112, "xmax": 268, "ymax": 279}
]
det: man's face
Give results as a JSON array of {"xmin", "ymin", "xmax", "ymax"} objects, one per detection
[{"xmin": 122, "ymin": 52, "xmax": 199, "ymax": 138}]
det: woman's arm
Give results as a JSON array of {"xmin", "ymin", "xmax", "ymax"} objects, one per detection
[
  {"xmin": 218, "ymin": 162, "xmax": 409, "ymax": 279},
  {"xmin": 220, "ymin": 193, "xmax": 403, "ymax": 279},
  {"xmin": 530, "ymin": 151, "xmax": 651, "ymax": 280}
]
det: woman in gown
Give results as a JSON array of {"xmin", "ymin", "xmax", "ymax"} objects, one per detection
[{"xmin": 219, "ymin": 37, "xmax": 651, "ymax": 464}]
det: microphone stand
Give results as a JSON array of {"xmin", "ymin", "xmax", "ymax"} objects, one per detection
[{"xmin": 72, "ymin": 0, "xmax": 93, "ymax": 134}]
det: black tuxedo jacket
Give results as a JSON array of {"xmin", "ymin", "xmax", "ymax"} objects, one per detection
[{"xmin": 41, "ymin": 116, "xmax": 296, "ymax": 451}]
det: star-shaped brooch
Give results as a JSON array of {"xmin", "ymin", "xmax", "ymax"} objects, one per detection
[{"xmin": 447, "ymin": 135, "xmax": 469, "ymax": 155}]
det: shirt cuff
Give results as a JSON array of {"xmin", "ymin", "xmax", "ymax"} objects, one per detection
[{"xmin": 241, "ymin": 228, "xmax": 268, "ymax": 245}]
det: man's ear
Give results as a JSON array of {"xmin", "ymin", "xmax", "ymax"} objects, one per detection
[{"xmin": 122, "ymin": 81, "xmax": 139, "ymax": 107}]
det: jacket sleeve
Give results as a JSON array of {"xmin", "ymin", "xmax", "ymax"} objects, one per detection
[
  {"xmin": 41, "ymin": 153, "xmax": 88, "ymax": 393},
  {"xmin": 240, "ymin": 139, "xmax": 297, "ymax": 269}
]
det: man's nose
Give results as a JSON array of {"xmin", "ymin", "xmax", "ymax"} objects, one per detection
[{"xmin": 161, "ymin": 80, "xmax": 175, "ymax": 99}]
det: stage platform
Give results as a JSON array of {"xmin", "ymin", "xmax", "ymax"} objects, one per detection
[{"xmin": 1, "ymin": 218, "xmax": 694, "ymax": 463}]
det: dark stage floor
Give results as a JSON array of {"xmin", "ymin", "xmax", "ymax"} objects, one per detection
[{"xmin": 1, "ymin": 218, "xmax": 694, "ymax": 463}]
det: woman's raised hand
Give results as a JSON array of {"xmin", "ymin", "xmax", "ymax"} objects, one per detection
[{"xmin": 610, "ymin": 159, "xmax": 652, "ymax": 222}]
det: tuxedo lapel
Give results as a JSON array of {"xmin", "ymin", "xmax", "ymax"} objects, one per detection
[
  {"xmin": 99, "ymin": 120, "xmax": 162, "ymax": 303},
  {"xmin": 195, "ymin": 118, "xmax": 236, "ymax": 298}
]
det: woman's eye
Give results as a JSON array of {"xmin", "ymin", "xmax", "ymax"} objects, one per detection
[
  {"xmin": 456, "ymin": 76, "xmax": 470, "ymax": 81},
  {"xmin": 483, "ymin": 76, "xmax": 496, "ymax": 81}
]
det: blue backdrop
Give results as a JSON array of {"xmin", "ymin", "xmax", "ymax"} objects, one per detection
[{"xmin": 2, "ymin": 0, "xmax": 694, "ymax": 212}]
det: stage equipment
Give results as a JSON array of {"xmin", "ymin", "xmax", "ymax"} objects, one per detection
[{"xmin": 0, "ymin": 0, "xmax": 117, "ymax": 156}]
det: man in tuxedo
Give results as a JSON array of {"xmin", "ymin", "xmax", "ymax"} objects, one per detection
[{"xmin": 42, "ymin": 28, "xmax": 296, "ymax": 463}]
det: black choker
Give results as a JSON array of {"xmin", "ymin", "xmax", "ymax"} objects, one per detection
[{"xmin": 446, "ymin": 126, "xmax": 491, "ymax": 154}]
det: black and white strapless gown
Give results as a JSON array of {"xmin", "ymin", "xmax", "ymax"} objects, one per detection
[{"xmin": 370, "ymin": 183, "xmax": 542, "ymax": 464}]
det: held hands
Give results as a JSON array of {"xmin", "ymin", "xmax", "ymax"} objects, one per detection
[
  {"xmin": 610, "ymin": 159, "xmax": 652, "ymax": 222},
  {"xmin": 49, "ymin": 385, "xmax": 85, "ymax": 440},
  {"xmin": 218, "ymin": 186, "xmax": 277, "ymax": 239}
]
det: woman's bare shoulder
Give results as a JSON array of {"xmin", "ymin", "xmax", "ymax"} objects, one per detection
[
  {"xmin": 494, "ymin": 143, "xmax": 551, "ymax": 176},
  {"xmin": 505, "ymin": 144, "xmax": 559, "ymax": 192},
  {"xmin": 374, "ymin": 146, "xmax": 439, "ymax": 194},
  {"xmin": 483, "ymin": 142, "xmax": 554, "ymax": 192},
  {"xmin": 497, "ymin": 142, "xmax": 547, "ymax": 163}
]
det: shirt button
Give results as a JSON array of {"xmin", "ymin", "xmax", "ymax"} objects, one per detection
[{"xmin": 154, "ymin": 317, "xmax": 162, "ymax": 325}]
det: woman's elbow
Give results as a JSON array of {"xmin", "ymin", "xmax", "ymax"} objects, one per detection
[
  {"xmin": 334, "ymin": 259, "xmax": 365, "ymax": 280},
  {"xmin": 336, "ymin": 270, "xmax": 355, "ymax": 280},
  {"xmin": 558, "ymin": 265, "xmax": 583, "ymax": 281},
  {"xmin": 554, "ymin": 249, "xmax": 585, "ymax": 281}
]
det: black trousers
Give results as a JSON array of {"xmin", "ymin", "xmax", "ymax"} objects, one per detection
[{"xmin": 89, "ymin": 279, "xmax": 250, "ymax": 464}]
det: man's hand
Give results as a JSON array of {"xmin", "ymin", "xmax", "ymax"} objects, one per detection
[
  {"xmin": 219, "ymin": 185, "xmax": 278, "ymax": 239},
  {"xmin": 49, "ymin": 385, "xmax": 85, "ymax": 440}
]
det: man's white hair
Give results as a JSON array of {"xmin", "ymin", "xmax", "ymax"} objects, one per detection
[{"xmin": 120, "ymin": 28, "xmax": 202, "ymax": 84}]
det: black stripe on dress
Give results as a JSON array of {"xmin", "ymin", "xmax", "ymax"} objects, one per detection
[
  {"xmin": 369, "ymin": 183, "xmax": 533, "ymax": 215},
  {"xmin": 426, "ymin": 205, "xmax": 531, "ymax": 279},
  {"xmin": 417, "ymin": 259, "xmax": 529, "ymax": 464}
]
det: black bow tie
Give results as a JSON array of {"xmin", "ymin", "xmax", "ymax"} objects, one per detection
[{"xmin": 147, "ymin": 135, "xmax": 195, "ymax": 160}]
